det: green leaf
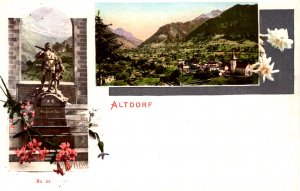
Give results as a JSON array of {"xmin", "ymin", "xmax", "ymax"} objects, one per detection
[
  {"xmin": 28, "ymin": 128, "xmax": 40, "ymax": 136},
  {"xmin": 88, "ymin": 123, "xmax": 93, "ymax": 128},
  {"xmin": 98, "ymin": 141, "xmax": 104, "ymax": 153},
  {"xmin": 12, "ymin": 130, "xmax": 27, "ymax": 138},
  {"xmin": 0, "ymin": 76, "xmax": 12, "ymax": 99},
  {"xmin": 0, "ymin": 83, "xmax": 8, "ymax": 97},
  {"xmin": 89, "ymin": 129, "xmax": 97, "ymax": 139},
  {"xmin": 50, "ymin": 153, "xmax": 56, "ymax": 164},
  {"xmin": 95, "ymin": 132, "xmax": 100, "ymax": 141}
]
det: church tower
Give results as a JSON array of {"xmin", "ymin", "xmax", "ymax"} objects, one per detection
[{"xmin": 230, "ymin": 51, "xmax": 237, "ymax": 73}]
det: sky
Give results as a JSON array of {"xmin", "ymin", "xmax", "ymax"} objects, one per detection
[{"xmin": 96, "ymin": 2, "xmax": 256, "ymax": 41}]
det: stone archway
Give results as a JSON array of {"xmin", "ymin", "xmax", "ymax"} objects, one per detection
[{"xmin": 8, "ymin": 17, "xmax": 87, "ymax": 104}]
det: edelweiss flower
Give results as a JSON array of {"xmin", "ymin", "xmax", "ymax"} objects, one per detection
[
  {"xmin": 252, "ymin": 55, "xmax": 279, "ymax": 82},
  {"xmin": 267, "ymin": 28, "xmax": 293, "ymax": 51}
]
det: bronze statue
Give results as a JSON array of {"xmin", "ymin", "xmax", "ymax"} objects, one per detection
[{"xmin": 35, "ymin": 43, "xmax": 64, "ymax": 94}]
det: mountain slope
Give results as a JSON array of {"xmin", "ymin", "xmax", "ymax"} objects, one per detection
[
  {"xmin": 193, "ymin": 9, "xmax": 222, "ymax": 20},
  {"xmin": 185, "ymin": 4, "xmax": 258, "ymax": 42},
  {"xmin": 139, "ymin": 9, "xmax": 222, "ymax": 47},
  {"xmin": 21, "ymin": 27, "xmax": 71, "ymax": 74},
  {"xmin": 113, "ymin": 28, "xmax": 142, "ymax": 47},
  {"xmin": 139, "ymin": 20, "xmax": 206, "ymax": 47},
  {"xmin": 115, "ymin": 36, "xmax": 139, "ymax": 49}
]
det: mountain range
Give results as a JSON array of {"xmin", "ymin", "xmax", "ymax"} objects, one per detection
[
  {"xmin": 186, "ymin": 4, "xmax": 258, "ymax": 42},
  {"xmin": 139, "ymin": 9, "xmax": 222, "ymax": 47},
  {"xmin": 113, "ymin": 4, "xmax": 257, "ymax": 49},
  {"xmin": 110, "ymin": 9, "xmax": 222, "ymax": 49},
  {"xmin": 21, "ymin": 27, "xmax": 70, "ymax": 72},
  {"xmin": 21, "ymin": 7, "xmax": 72, "ymax": 74},
  {"xmin": 22, "ymin": 7, "xmax": 72, "ymax": 41}
]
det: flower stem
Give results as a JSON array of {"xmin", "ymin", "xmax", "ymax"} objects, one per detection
[{"xmin": 26, "ymin": 130, "xmax": 32, "ymax": 141}]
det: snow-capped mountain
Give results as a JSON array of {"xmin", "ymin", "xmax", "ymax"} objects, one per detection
[
  {"xmin": 20, "ymin": 7, "xmax": 73, "ymax": 73},
  {"xmin": 22, "ymin": 7, "xmax": 72, "ymax": 41}
]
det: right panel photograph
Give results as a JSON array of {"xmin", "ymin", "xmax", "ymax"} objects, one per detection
[{"xmin": 95, "ymin": 2, "xmax": 259, "ymax": 86}]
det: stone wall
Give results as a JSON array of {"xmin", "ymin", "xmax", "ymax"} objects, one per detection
[
  {"xmin": 71, "ymin": 18, "xmax": 87, "ymax": 104},
  {"xmin": 8, "ymin": 18, "xmax": 21, "ymax": 98},
  {"xmin": 66, "ymin": 104, "xmax": 89, "ymax": 161}
]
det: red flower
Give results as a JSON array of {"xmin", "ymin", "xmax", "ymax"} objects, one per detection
[
  {"xmin": 67, "ymin": 149, "xmax": 77, "ymax": 161},
  {"xmin": 15, "ymin": 145, "xmax": 34, "ymax": 164},
  {"xmin": 59, "ymin": 142, "xmax": 70, "ymax": 151},
  {"xmin": 53, "ymin": 163, "xmax": 64, "ymax": 176},
  {"xmin": 15, "ymin": 146, "xmax": 27, "ymax": 164},
  {"xmin": 27, "ymin": 138, "xmax": 42, "ymax": 152},
  {"xmin": 55, "ymin": 142, "xmax": 77, "ymax": 174},
  {"xmin": 64, "ymin": 161, "xmax": 71, "ymax": 171},
  {"xmin": 38, "ymin": 147, "xmax": 49, "ymax": 161},
  {"xmin": 15, "ymin": 139, "xmax": 49, "ymax": 164},
  {"xmin": 30, "ymin": 110, "xmax": 35, "ymax": 118}
]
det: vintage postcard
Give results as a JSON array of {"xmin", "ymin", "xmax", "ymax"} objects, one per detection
[{"xmin": 0, "ymin": 0, "xmax": 299, "ymax": 191}]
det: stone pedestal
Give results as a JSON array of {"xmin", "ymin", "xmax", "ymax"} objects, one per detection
[
  {"xmin": 32, "ymin": 91, "xmax": 74, "ymax": 150},
  {"xmin": 9, "ymin": 88, "xmax": 88, "ymax": 163}
]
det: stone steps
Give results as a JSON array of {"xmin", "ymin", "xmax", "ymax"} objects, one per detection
[{"xmin": 9, "ymin": 161, "xmax": 88, "ymax": 171}]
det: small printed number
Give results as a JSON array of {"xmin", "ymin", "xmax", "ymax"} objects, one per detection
[
  {"xmin": 36, "ymin": 179, "xmax": 42, "ymax": 183},
  {"xmin": 36, "ymin": 179, "xmax": 51, "ymax": 183}
]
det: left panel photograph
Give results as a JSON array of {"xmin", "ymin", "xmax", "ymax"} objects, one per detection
[{"xmin": 6, "ymin": 7, "xmax": 88, "ymax": 173}]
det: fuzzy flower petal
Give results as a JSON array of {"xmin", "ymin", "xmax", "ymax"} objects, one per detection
[
  {"xmin": 267, "ymin": 28, "xmax": 294, "ymax": 51},
  {"xmin": 251, "ymin": 54, "xmax": 279, "ymax": 83}
]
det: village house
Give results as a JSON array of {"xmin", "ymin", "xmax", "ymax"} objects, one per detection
[
  {"xmin": 205, "ymin": 61, "xmax": 222, "ymax": 71},
  {"xmin": 177, "ymin": 59, "xmax": 190, "ymax": 74},
  {"xmin": 188, "ymin": 58, "xmax": 201, "ymax": 71}
]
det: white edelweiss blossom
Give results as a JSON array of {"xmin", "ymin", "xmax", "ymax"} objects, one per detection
[
  {"xmin": 267, "ymin": 28, "xmax": 293, "ymax": 51},
  {"xmin": 252, "ymin": 54, "xmax": 279, "ymax": 82}
]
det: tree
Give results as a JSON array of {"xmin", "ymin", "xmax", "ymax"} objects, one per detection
[
  {"xmin": 52, "ymin": 42, "xmax": 62, "ymax": 52},
  {"xmin": 155, "ymin": 65, "xmax": 166, "ymax": 74},
  {"xmin": 169, "ymin": 69, "xmax": 181, "ymax": 85},
  {"xmin": 95, "ymin": 10, "xmax": 122, "ymax": 85},
  {"xmin": 165, "ymin": 57, "xmax": 171, "ymax": 67}
]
